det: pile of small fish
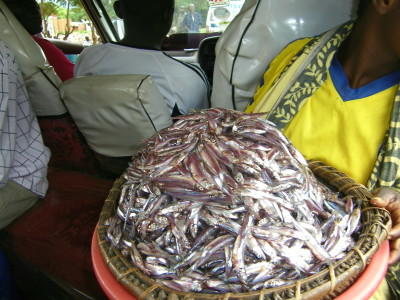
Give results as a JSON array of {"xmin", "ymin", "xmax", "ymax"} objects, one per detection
[{"xmin": 106, "ymin": 108, "xmax": 361, "ymax": 293}]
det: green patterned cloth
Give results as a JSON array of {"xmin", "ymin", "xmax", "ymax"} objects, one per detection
[{"xmin": 250, "ymin": 20, "xmax": 400, "ymax": 298}]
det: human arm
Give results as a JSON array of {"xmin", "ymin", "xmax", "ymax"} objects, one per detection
[
  {"xmin": 370, "ymin": 188, "xmax": 400, "ymax": 265},
  {"xmin": 32, "ymin": 36, "xmax": 74, "ymax": 82},
  {"xmin": 0, "ymin": 43, "xmax": 15, "ymax": 188},
  {"xmin": 182, "ymin": 14, "xmax": 190, "ymax": 30}
]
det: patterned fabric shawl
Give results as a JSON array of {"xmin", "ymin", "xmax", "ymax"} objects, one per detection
[{"xmin": 250, "ymin": 20, "xmax": 400, "ymax": 296}]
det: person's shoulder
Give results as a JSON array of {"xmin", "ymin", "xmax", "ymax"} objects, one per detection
[
  {"xmin": 180, "ymin": 61, "xmax": 208, "ymax": 79},
  {"xmin": 281, "ymin": 37, "xmax": 314, "ymax": 55},
  {"xmin": 157, "ymin": 54, "xmax": 207, "ymax": 79},
  {"xmin": 248, "ymin": 36, "xmax": 314, "ymax": 113},
  {"xmin": 32, "ymin": 35, "xmax": 58, "ymax": 50},
  {"xmin": 267, "ymin": 37, "xmax": 313, "ymax": 72},
  {"xmin": 31, "ymin": 35, "xmax": 47, "ymax": 43},
  {"xmin": 74, "ymin": 44, "xmax": 105, "ymax": 75},
  {"xmin": 161, "ymin": 53, "xmax": 202, "ymax": 70},
  {"xmin": 79, "ymin": 43, "xmax": 107, "ymax": 54},
  {"xmin": 77, "ymin": 43, "xmax": 116, "ymax": 63},
  {"xmin": 168, "ymin": 59, "xmax": 209, "ymax": 87}
]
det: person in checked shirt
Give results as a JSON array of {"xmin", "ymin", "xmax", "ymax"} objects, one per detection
[{"xmin": 0, "ymin": 39, "xmax": 50, "ymax": 229}]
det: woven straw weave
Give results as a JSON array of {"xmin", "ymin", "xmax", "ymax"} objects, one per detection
[{"xmin": 96, "ymin": 160, "xmax": 391, "ymax": 300}]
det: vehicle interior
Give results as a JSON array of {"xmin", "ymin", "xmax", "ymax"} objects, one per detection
[{"xmin": 0, "ymin": 0, "xmax": 357, "ymax": 299}]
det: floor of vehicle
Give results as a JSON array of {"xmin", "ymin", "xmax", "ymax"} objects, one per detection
[{"xmin": 1, "ymin": 232, "xmax": 107, "ymax": 300}]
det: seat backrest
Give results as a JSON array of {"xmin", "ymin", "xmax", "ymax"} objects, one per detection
[
  {"xmin": 60, "ymin": 74, "xmax": 173, "ymax": 157},
  {"xmin": 197, "ymin": 36, "xmax": 220, "ymax": 86},
  {"xmin": 0, "ymin": 0, "xmax": 66, "ymax": 116}
]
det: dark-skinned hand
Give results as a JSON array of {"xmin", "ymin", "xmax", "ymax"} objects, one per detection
[{"xmin": 370, "ymin": 187, "xmax": 400, "ymax": 266}]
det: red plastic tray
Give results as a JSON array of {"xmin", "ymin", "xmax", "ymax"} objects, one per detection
[
  {"xmin": 92, "ymin": 229, "xmax": 389, "ymax": 300},
  {"xmin": 336, "ymin": 240, "xmax": 389, "ymax": 300}
]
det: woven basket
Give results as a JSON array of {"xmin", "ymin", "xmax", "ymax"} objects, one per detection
[{"xmin": 96, "ymin": 160, "xmax": 391, "ymax": 300}]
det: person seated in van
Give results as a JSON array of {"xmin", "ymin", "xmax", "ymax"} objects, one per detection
[
  {"xmin": 74, "ymin": 0, "xmax": 210, "ymax": 117},
  {"xmin": 3, "ymin": 0, "xmax": 74, "ymax": 82},
  {"xmin": 0, "ymin": 39, "xmax": 50, "ymax": 229}
]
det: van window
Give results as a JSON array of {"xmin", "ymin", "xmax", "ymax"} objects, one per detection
[
  {"xmin": 88, "ymin": 0, "xmax": 245, "ymax": 50},
  {"xmin": 37, "ymin": 0, "xmax": 245, "ymax": 51},
  {"xmin": 37, "ymin": 0, "xmax": 98, "ymax": 45},
  {"xmin": 107, "ymin": 1, "xmax": 245, "ymax": 38}
]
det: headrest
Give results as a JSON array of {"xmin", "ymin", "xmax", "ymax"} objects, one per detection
[
  {"xmin": 0, "ymin": 0, "xmax": 46, "ymax": 69},
  {"xmin": 60, "ymin": 74, "xmax": 173, "ymax": 157},
  {"xmin": 0, "ymin": 0, "xmax": 66, "ymax": 116}
]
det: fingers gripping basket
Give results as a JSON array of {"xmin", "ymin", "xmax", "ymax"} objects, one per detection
[{"xmin": 96, "ymin": 160, "xmax": 391, "ymax": 300}]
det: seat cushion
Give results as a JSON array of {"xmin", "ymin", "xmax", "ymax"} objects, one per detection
[{"xmin": 1, "ymin": 168, "xmax": 114, "ymax": 299}]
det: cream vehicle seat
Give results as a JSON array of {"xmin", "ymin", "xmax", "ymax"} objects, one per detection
[
  {"xmin": 60, "ymin": 74, "xmax": 173, "ymax": 174},
  {"xmin": 0, "ymin": 0, "xmax": 103, "ymax": 174},
  {"xmin": 211, "ymin": 0, "xmax": 356, "ymax": 111},
  {"xmin": 0, "ymin": 0, "xmax": 66, "ymax": 116}
]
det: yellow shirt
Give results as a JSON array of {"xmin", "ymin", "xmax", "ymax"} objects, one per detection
[
  {"xmin": 247, "ymin": 32, "xmax": 400, "ymax": 300},
  {"xmin": 247, "ymin": 38, "xmax": 311, "ymax": 113},
  {"xmin": 284, "ymin": 70, "xmax": 395, "ymax": 185}
]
